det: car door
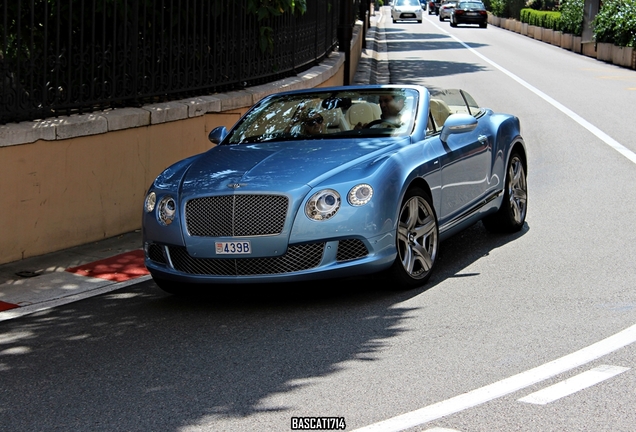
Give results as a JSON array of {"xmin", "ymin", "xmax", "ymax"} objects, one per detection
[{"xmin": 436, "ymin": 104, "xmax": 492, "ymax": 224}]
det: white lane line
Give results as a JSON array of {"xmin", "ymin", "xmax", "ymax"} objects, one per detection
[
  {"xmin": 518, "ymin": 364, "xmax": 630, "ymax": 405},
  {"xmin": 350, "ymin": 323, "xmax": 636, "ymax": 432},
  {"xmin": 428, "ymin": 20, "xmax": 636, "ymax": 165}
]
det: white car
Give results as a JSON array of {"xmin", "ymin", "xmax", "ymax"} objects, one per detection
[{"xmin": 391, "ymin": 0, "xmax": 424, "ymax": 23}]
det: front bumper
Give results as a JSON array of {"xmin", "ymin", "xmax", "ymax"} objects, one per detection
[{"xmin": 144, "ymin": 234, "xmax": 396, "ymax": 285}]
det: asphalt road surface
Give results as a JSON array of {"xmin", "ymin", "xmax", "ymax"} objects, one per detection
[{"xmin": 2, "ymin": 9, "xmax": 636, "ymax": 432}]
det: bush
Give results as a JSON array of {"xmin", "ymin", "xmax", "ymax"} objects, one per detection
[
  {"xmin": 520, "ymin": 8, "xmax": 560, "ymax": 30},
  {"xmin": 490, "ymin": 0, "xmax": 506, "ymax": 17},
  {"xmin": 558, "ymin": 0, "xmax": 584, "ymax": 36},
  {"xmin": 488, "ymin": 0, "xmax": 524, "ymax": 18},
  {"xmin": 593, "ymin": 0, "xmax": 636, "ymax": 47}
]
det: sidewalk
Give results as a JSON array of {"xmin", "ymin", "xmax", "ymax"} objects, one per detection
[{"xmin": 0, "ymin": 10, "xmax": 387, "ymax": 322}]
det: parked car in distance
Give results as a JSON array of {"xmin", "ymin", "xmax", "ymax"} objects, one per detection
[
  {"xmin": 438, "ymin": 0, "xmax": 457, "ymax": 21},
  {"xmin": 392, "ymin": 0, "xmax": 424, "ymax": 23},
  {"xmin": 428, "ymin": 0, "xmax": 442, "ymax": 14},
  {"xmin": 142, "ymin": 85, "xmax": 528, "ymax": 294},
  {"xmin": 450, "ymin": 1, "xmax": 488, "ymax": 27}
]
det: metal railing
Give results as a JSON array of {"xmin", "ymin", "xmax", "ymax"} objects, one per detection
[{"xmin": 1, "ymin": 0, "xmax": 353, "ymax": 125}]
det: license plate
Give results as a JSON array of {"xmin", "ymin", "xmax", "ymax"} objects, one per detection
[
  {"xmin": 404, "ymin": 13, "xmax": 415, "ymax": 17},
  {"xmin": 467, "ymin": 11, "xmax": 478, "ymax": 15},
  {"xmin": 216, "ymin": 241, "xmax": 251, "ymax": 254}
]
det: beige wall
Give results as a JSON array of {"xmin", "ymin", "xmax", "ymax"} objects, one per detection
[
  {"xmin": 1, "ymin": 113, "xmax": 235, "ymax": 263},
  {"xmin": 0, "ymin": 28, "xmax": 356, "ymax": 265}
]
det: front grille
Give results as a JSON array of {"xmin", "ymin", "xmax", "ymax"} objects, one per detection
[
  {"xmin": 147, "ymin": 244, "xmax": 167, "ymax": 264},
  {"xmin": 336, "ymin": 239, "xmax": 369, "ymax": 262},
  {"xmin": 185, "ymin": 195, "xmax": 289, "ymax": 237},
  {"xmin": 167, "ymin": 243, "xmax": 325, "ymax": 276}
]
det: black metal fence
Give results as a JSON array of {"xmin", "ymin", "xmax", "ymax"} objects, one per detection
[{"xmin": 1, "ymin": 0, "xmax": 358, "ymax": 125}]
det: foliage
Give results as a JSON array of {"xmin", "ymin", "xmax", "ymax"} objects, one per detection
[
  {"xmin": 520, "ymin": 8, "xmax": 561, "ymax": 30},
  {"xmin": 489, "ymin": 0, "xmax": 506, "ymax": 17},
  {"xmin": 526, "ymin": 0, "xmax": 558, "ymax": 11},
  {"xmin": 247, "ymin": 0, "xmax": 308, "ymax": 52},
  {"xmin": 487, "ymin": 0, "xmax": 525, "ymax": 19},
  {"xmin": 592, "ymin": 0, "xmax": 636, "ymax": 47},
  {"xmin": 558, "ymin": 0, "xmax": 584, "ymax": 36}
]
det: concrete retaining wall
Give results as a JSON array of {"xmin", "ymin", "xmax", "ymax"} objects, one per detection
[{"xmin": 0, "ymin": 23, "xmax": 364, "ymax": 265}]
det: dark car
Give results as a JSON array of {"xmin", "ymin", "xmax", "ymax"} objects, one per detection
[
  {"xmin": 450, "ymin": 1, "xmax": 488, "ymax": 27},
  {"xmin": 428, "ymin": 0, "xmax": 441, "ymax": 14}
]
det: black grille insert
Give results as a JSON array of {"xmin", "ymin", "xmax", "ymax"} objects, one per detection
[
  {"xmin": 167, "ymin": 243, "xmax": 325, "ymax": 276},
  {"xmin": 336, "ymin": 239, "xmax": 369, "ymax": 262}
]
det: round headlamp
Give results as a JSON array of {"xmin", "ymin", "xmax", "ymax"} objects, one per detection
[
  {"xmin": 157, "ymin": 196, "xmax": 177, "ymax": 225},
  {"xmin": 144, "ymin": 192, "xmax": 156, "ymax": 213},
  {"xmin": 348, "ymin": 184, "xmax": 373, "ymax": 206},
  {"xmin": 305, "ymin": 189, "xmax": 341, "ymax": 221}
]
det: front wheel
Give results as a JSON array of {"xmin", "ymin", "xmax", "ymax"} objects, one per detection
[
  {"xmin": 386, "ymin": 187, "xmax": 439, "ymax": 289},
  {"xmin": 482, "ymin": 152, "xmax": 527, "ymax": 232}
]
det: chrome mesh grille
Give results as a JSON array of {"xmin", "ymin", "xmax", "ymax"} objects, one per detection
[
  {"xmin": 167, "ymin": 243, "xmax": 324, "ymax": 276},
  {"xmin": 336, "ymin": 239, "xmax": 369, "ymax": 262},
  {"xmin": 185, "ymin": 195, "xmax": 289, "ymax": 237}
]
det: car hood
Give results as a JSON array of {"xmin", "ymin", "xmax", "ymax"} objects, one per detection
[{"xmin": 179, "ymin": 138, "xmax": 406, "ymax": 196}]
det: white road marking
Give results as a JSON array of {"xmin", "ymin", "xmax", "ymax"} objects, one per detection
[
  {"xmin": 350, "ymin": 323, "xmax": 636, "ymax": 432},
  {"xmin": 428, "ymin": 20, "xmax": 636, "ymax": 165},
  {"xmin": 351, "ymin": 12, "xmax": 636, "ymax": 432},
  {"xmin": 518, "ymin": 364, "xmax": 630, "ymax": 405}
]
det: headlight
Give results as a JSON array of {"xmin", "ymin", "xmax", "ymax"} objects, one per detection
[
  {"xmin": 348, "ymin": 184, "xmax": 374, "ymax": 206},
  {"xmin": 157, "ymin": 196, "xmax": 177, "ymax": 225},
  {"xmin": 144, "ymin": 192, "xmax": 156, "ymax": 213},
  {"xmin": 305, "ymin": 189, "xmax": 341, "ymax": 221}
]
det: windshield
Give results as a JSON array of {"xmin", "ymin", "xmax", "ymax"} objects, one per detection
[
  {"xmin": 428, "ymin": 89, "xmax": 483, "ymax": 132},
  {"xmin": 395, "ymin": 0, "xmax": 421, "ymax": 6},
  {"xmin": 225, "ymin": 88, "xmax": 419, "ymax": 145},
  {"xmin": 458, "ymin": 1, "xmax": 485, "ymax": 9}
]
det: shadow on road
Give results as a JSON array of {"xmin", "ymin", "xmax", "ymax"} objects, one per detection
[{"xmin": 0, "ymin": 222, "xmax": 528, "ymax": 431}]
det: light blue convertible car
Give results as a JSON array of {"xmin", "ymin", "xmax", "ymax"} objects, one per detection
[{"xmin": 142, "ymin": 85, "xmax": 527, "ymax": 293}]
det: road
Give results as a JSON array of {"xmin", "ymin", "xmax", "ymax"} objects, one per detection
[{"xmin": 2, "ymin": 8, "xmax": 636, "ymax": 432}]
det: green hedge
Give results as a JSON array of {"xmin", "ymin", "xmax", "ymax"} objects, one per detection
[
  {"xmin": 593, "ymin": 0, "xmax": 636, "ymax": 47},
  {"xmin": 520, "ymin": 9, "xmax": 561, "ymax": 30}
]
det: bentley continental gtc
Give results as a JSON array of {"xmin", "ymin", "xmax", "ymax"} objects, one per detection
[{"xmin": 142, "ymin": 85, "xmax": 527, "ymax": 293}]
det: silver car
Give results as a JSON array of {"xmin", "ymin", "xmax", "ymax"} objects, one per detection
[
  {"xmin": 391, "ymin": 0, "xmax": 424, "ymax": 23},
  {"xmin": 438, "ymin": 0, "xmax": 457, "ymax": 21}
]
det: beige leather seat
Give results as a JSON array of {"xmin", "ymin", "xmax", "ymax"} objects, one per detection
[
  {"xmin": 317, "ymin": 108, "xmax": 351, "ymax": 133},
  {"xmin": 345, "ymin": 102, "xmax": 381, "ymax": 127},
  {"xmin": 429, "ymin": 98, "xmax": 453, "ymax": 129}
]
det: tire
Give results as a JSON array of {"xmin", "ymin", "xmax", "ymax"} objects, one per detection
[
  {"xmin": 439, "ymin": 14, "xmax": 443, "ymax": 21},
  {"xmin": 480, "ymin": 22, "xmax": 487, "ymax": 28},
  {"xmin": 450, "ymin": 17, "xmax": 457, "ymax": 27},
  {"xmin": 386, "ymin": 187, "xmax": 439, "ymax": 289},
  {"xmin": 482, "ymin": 151, "xmax": 527, "ymax": 233}
]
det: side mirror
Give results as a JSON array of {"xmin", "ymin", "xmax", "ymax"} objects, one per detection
[
  {"xmin": 208, "ymin": 126, "xmax": 228, "ymax": 145},
  {"xmin": 440, "ymin": 113, "xmax": 478, "ymax": 144}
]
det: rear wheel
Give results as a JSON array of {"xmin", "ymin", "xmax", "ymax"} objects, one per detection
[
  {"xmin": 386, "ymin": 187, "xmax": 439, "ymax": 289},
  {"xmin": 483, "ymin": 151, "xmax": 527, "ymax": 232}
]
